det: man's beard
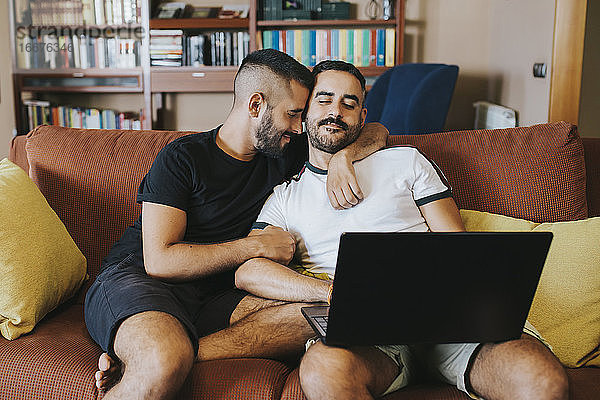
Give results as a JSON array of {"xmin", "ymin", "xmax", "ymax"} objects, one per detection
[
  {"xmin": 255, "ymin": 109, "xmax": 287, "ymax": 158},
  {"xmin": 306, "ymin": 116, "xmax": 361, "ymax": 154}
]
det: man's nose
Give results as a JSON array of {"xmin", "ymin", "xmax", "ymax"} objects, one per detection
[{"xmin": 328, "ymin": 103, "xmax": 342, "ymax": 118}]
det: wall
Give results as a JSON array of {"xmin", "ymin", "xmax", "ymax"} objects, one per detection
[
  {"xmin": 404, "ymin": 0, "xmax": 491, "ymax": 130},
  {"xmin": 0, "ymin": 0, "xmax": 16, "ymax": 158},
  {"xmin": 488, "ymin": 0, "xmax": 555, "ymax": 127},
  {"xmin": 579, "ymin": 0, "xmax": 600, "ymax": 138},
  {"xmin": 404, "ymin": 0, "xmax": 555, "ymax": 130}
]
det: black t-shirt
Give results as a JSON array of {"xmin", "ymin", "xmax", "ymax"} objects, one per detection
[{"xmin": 103, "ymin": 126, "xmax": 308, "ymax": 280}]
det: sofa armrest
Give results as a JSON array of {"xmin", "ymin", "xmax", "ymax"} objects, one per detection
[
  {"xmin": 583, "ymin": 138, "xmax": 600, "ymax": 217},
  {"xmin": 9, "ymin": 135, "xmax": 29, "ymax": 173}
]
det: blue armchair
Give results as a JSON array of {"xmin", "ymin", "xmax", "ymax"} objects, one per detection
[{"xmin": 364, "ymin": 63, "xmax": 459, "ymax": 134}]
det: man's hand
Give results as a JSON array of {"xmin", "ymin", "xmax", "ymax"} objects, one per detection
[
  {"xmin": 327, "ymin": 150, "xmax": 364, "ymax": 210},
  {"xmin": 249, "ymin": 225, "xmax": 296, "ymax": 265},
  {"xmin": 325, "ymin": 122, "xmax": 388, "ymax": 210}
]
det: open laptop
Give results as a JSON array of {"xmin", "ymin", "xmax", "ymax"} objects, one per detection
[{"xmin": 301, "ymin": 232, "xmax": 552, "ymax": 346}]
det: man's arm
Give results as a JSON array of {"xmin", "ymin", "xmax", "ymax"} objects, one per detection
[
  {"xmin": 419, "ymin": 197, "xmax": 465, "ymax": 232},
  {"xmin": 142, "ymin": 202, "xmax": 296, "ymax": 281},
  {"xmin": 327, "ymin": 122, "xmax": 389, "ymax": 209},
  {"xmin": 235, "ymin": 256, "xmax": 330, "ymax": 303}
]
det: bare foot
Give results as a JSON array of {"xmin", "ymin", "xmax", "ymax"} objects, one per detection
[{"xmin": 94, "ymin": 353, "xmax": 122, "ymax": 390}]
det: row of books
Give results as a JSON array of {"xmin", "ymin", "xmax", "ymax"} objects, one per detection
[
  {"xmin": 259, "ymin": 28, "xmax": 396, "ymax": 67},
  {"xmin": 260, "ymin": 0, "xmax": 321, "ymax": 20},
  {"xmin": 150, "ymin": 30, "xmax": 250, "ymax": 67},
  {"xmin": 16, "ymin": 35, "xmax": 140, "ymax": 69},
  {"xmin": 23, "ymin": 0, "xmax": 140, "ymax": 26},
  {"xmin": 23, "ymin": 100, "xmax": 142, "ymax": 131}
]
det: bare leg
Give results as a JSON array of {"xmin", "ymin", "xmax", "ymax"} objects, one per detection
[
  {"xmin": 469, "ymin": 334, "xmax": 568, "ymax": 400},
  {"xmin": 299, "ymin": 341, "xmax": 399, "ymax": 400},
  {"xmin": 196, "ymin": 295, "xmax": 315, "ymax": 362},
  {"xmin": 95, "ymin": 295, "xmax": 295, "ymax": 389},
  {"xmin": 101, "ymin": 311, "xmax": 195, "ymax": 400}
]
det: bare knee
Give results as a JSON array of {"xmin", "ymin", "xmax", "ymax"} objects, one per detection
[
  {"xmin": 470, "ymin": 336, "xmax": 568, "ymax": 400},
  {"xmin": 514, "ymin": 357, "xmax": 568, "ymax": 400},
  {"xmin": 300, "ymin": 341, "xmax": 370, "ymax": 400},
  {"xmin": 114, "ymin": 311, "xmax": 195, "ymax": 396}
]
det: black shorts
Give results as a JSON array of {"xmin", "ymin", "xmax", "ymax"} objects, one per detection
[{"xmin": 84, "ymin": 252, "xmax": 248, "ymax": 360}]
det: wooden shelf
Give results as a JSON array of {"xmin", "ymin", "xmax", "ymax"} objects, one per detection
[
  {"xmin": 150, "ymin": 18, "xmax": 249, "ymax": 30},
  {"xmin": 15, "ymin": 68, "xmax": 142, "ymax": 76},
  {"xmin": 257, "ymin": 19, "xmax": 396, "ymax": 28},
  {"xmin": 23, "ymin": 24, "xmax": 142, "ymax": 30},
  {"xmin": 18, "ymin": 86, "xmax": 143, "ymax": 93},
  {"xmin": 15, "ymin": 68, "xmax": 143, "ymax": 93},
  {"xmin": 150, "ymin": 66, "xmax": 239, "ymax": 72},
  {"xmin": 358, "ymin": 66, "xmax": 393, "ymax": 76},
  {"xmin": 151, "ymin": 67, "xmax": 238, "ymax": 92}
]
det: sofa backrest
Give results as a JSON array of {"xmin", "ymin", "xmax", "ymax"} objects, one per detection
[
  {"xmin": 388, "ymin": 122, "xmax": 588, "ymax": 223},
  {"xmin": 18, "ymin": 125, "xmax": 194, "ymax": 284},
  {"xmin": 7, "ymin": 122, "xmax": 595, "ymax": 285}
]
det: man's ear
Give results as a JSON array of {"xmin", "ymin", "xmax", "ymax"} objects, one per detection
[
  {"xmin": 360, "ymin": 107, "xmax": 367, "ymax": 127},
  {"xmin": 248, "ymin": 92, "xmax": 265, "ymax": 118}
]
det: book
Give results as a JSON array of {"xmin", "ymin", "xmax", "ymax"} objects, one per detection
[
  {"xmin": 309, "ymin": 30, "xmax": 316, "ymax": 66},
  {"xmin": 286, "ymin": 30, "xmax": 294, "ymax": 60},
  {"xmin": 263, "ymin": 30, "xmax": 272, "ymax": 50},
  {"xmin": 79, "ymin": 35, "xmax": 88, "ymax": 69},
  {"xmin": 385, "ymin": 28, "xmax": 395, "ymax": 66},
  {"xmin": 347, "ymin": 29, "xmax": 354, "ymax": 64},
  {"xmin": 294, "ymin": 30, "xmax": 302, "ymax": 63},
  {"xmin": 353, "ymin": 29, "xmax": 361, "ymax": 66},
  {"xmin": 339, "ymin": 29, "xmax": 347, "ymax": 62},
  {"xmin": 82, "ymin": 0, "xmax": 95, "ymax": 25},
  {"xmin": 94, "ymin": 0, "xmax": 106, "ymax": 24},
  {"xmin": 369, "ymin": 29, "xmax": 377, "ymax": 66},
  {"xmin": 362, "ymin": 29, "xmax": 370, "ymax": 67},
  {"xmin": 376, "ymin": 29, "xmax": 385, "ymax": 66},
  {"xmin": 72, "ymin": 35, "xmax": 81, "ymax": 68}
]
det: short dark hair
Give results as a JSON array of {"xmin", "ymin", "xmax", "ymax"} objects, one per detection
[
  {"xmin": 237, "ymin": 49, "xmax": 314, "ymax": 91},
  {"xmin": 312, "ymin": 60, "xmax": 366, "ymax": 99}
]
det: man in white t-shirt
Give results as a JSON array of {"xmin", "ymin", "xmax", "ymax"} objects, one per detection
[{"xmin": 235, "ymin": 61, "xmax": 568, "ymax": 400}]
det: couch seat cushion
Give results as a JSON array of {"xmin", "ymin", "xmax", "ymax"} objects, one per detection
[
  {"xmin": 180, "ymin": 359, "xmax": 291, "ymax": 400},
  {"xmin": 0, "ymin": 303, "xmax": 101, "ymax": 400}
]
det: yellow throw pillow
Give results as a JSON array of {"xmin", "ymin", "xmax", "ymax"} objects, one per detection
[
  {"xmin": 0, "ymin": 158, "xmax": 87, "ymax": 340},
  {"xmin": 460, "ymin": 209, "xmax": 600, "ymax": 368}
]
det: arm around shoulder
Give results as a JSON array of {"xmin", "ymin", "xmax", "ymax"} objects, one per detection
[{"xmin": 326, "ymin": 122, "xmax": 389, "ymax": 209}]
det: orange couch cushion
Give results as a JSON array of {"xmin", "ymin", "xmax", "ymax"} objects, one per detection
[
  {"xmin": 0, "ymin": 304, "xmax": 101, "ymax": 400},
  {"xmin": 388, "ymin": 122, "xmax": 587, "ymax": 223}
]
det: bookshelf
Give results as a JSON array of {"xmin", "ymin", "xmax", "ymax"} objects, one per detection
[
  {"xmin": 9, "ymin": 0, "xmax": 151, "ymax": 134},
  {"xmin": 10, "ymin": 0, "xmax": 405, "ymax": 133}
]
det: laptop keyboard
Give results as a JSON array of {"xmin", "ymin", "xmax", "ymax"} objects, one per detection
[{"xmin": 315, "ymin": 316, "xmax": 328, "ymax": 333}]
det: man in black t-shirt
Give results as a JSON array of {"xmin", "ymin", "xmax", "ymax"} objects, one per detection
[{"xmin": 84, "ymin": 49, "xmax": 389, "ymax": 398}]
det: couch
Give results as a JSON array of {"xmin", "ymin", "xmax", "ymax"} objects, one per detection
[{"xmin": 1, "ymin": 121, "xmax": 598, "ymax": 400}]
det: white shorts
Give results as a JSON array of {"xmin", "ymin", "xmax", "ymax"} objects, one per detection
[{"xmin": 376, "ymin": 321, "xmax": 550, "ymax": 398}]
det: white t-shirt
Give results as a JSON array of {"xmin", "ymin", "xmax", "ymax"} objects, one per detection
[{"xmin": 254, "ymin": 146, "xmax": 452, "ymax": 278}]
